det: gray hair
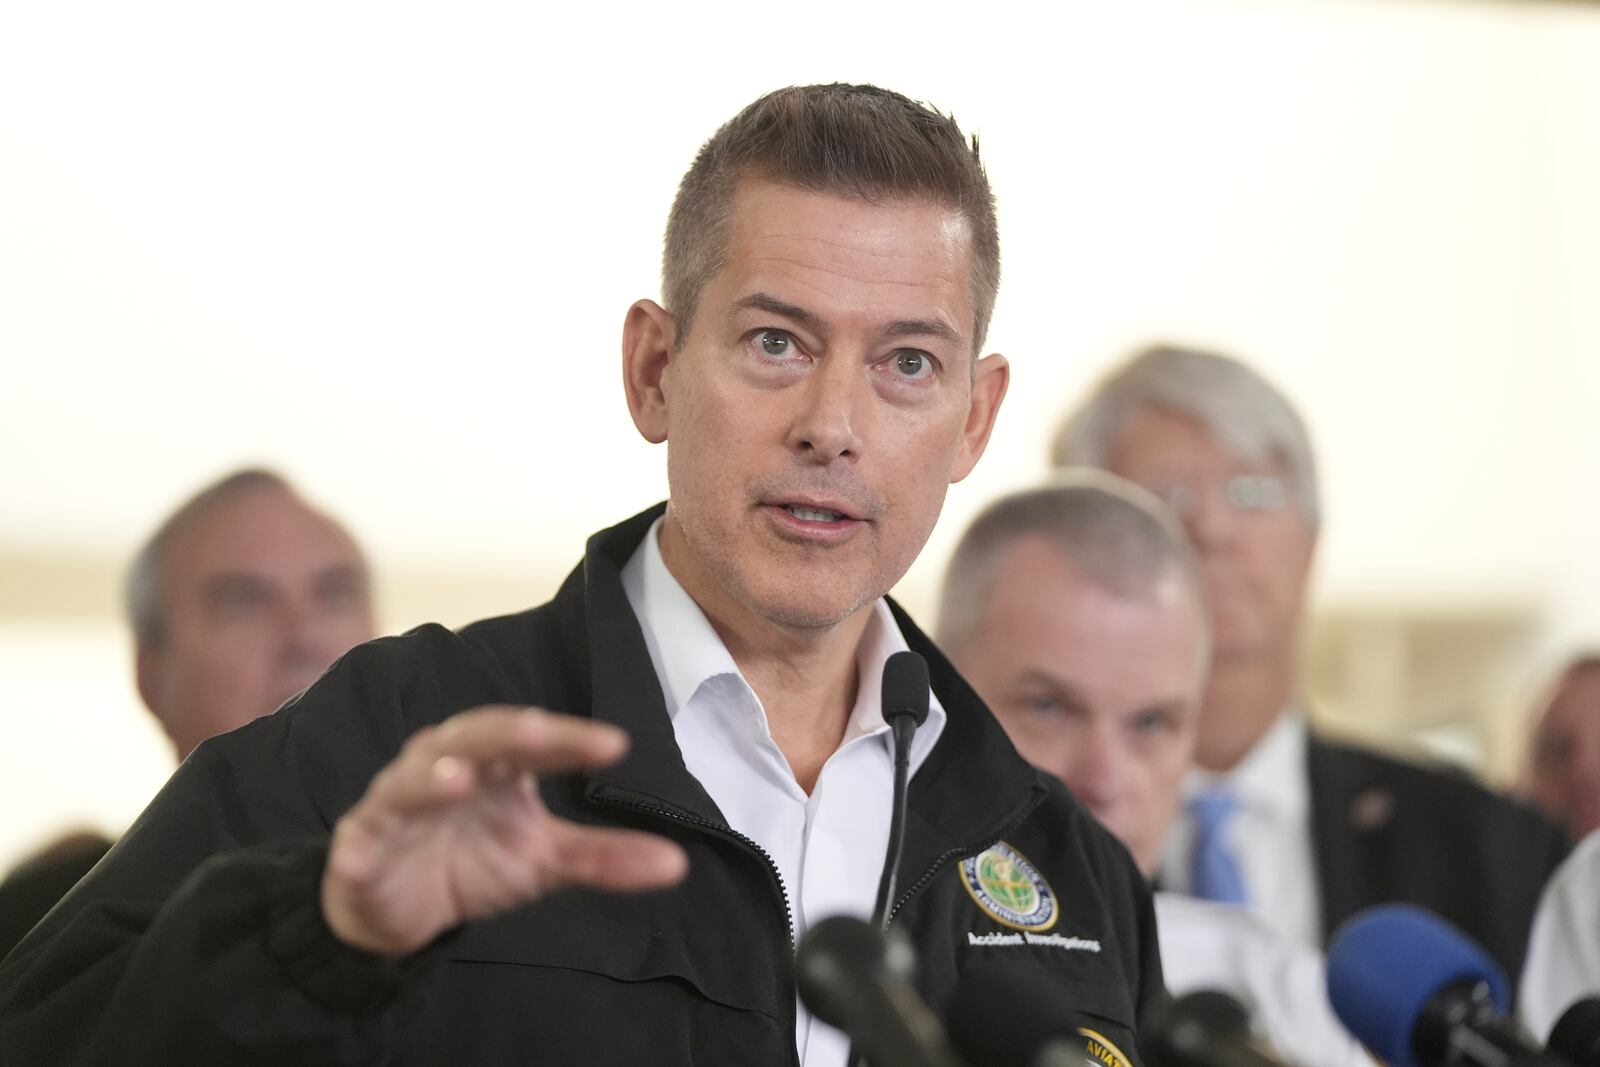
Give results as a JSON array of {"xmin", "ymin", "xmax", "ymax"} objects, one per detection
[
  {"xmin": 664, "ymin": 84, "xmax": 1000, "ymax": 354},
  {"xmin": 1051, "ymin": 345, "xmax": 1320, "ymax": 527},
  {"xmin": 937, "ymin": 470, "xmax": 1210, "ymax": 657},
  {"xmin": 125, "ymin": 468, "xmax": 295, "ymax": 648}
]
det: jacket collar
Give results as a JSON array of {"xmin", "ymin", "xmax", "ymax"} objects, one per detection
[
  {"xmin": 565, "ymin": 503, "xmax": 1046, "ymax": 860},
  {"xmin": 891, "ymin": 600, "xmax": 1045, "ymax": 854}
]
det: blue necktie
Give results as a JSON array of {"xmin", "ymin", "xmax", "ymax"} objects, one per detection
[{"xmin": 1189, "ymin": 788, "xmax": 1248, "ymax": 906}]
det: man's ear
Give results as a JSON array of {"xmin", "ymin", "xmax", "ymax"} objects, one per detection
[
  {"xmin": 622, "ymin": 299, "xmax": 678, "ymax": 444},
  {"xmin": 134, "ymin": 643, "xmax": 180, "ymax": 744},
  {"xmin": 135, "ymin": 644, "xmax": 161, "ymax": 713},
  {"xmin": 950, "ymin": 352, "xmax": 1010, "ymax": 483}
]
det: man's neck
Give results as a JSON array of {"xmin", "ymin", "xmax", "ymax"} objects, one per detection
[
  {"xmin": 1197, "ymin": 649, "xmax": 1298, "ymax": 773},
  {"xmin": 717, "ymin": 615, "xmax": 868, "ymax": 793},
  {"xmin": 658, "ymin": 515, "xmax": 873, "ymax": 794}
]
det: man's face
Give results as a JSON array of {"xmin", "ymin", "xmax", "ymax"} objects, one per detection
[
  {"xmin": 951, "ymin": 536, "xmax": 1206, "ymax": 874},
  {"xmin": 136, "ymin": 487, "xmax": 376, "ymax": 760},
  {"xmin": 1526, "ymin": 665, "xmax": 1600, "ymax": 840},
  {"xmin": 627, "ymin": 180, "xmax": 1007, "ymax": 635},
  {"xmin": 1103, "ymin": 406, "xmax": 1315, "ymax": 667}
]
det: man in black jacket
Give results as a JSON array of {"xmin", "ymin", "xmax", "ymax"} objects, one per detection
[
  {"xmin": 1052, "ymin": 344, "xmax": 1568, "ymax": 986},
  {"xmin": 0, "ymin": 84, "xmax": 1162, "ymax": 1066}
]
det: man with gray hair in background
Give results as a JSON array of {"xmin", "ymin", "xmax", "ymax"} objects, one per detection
[
  {"xmin": 127, "ymin": 467, "xmax": 377, "ymax": 761},
  {"xmin": 1052, "ymin": 344, "xmax": 1567, "ymax": 987},
  {"xmin": 939, "ymin": 473, "xmax": 1372, "ymax": 1067},
  {"xmin": 0, "ymin": 468, "xmax": 377, "ymax": 958}
]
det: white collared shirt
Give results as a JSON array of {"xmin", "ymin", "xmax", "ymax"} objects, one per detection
[
  {"xmin": 1159, "ymin": 710, "xmax": 1323, "ymax": 948},
  {"xmin": 1520, "ymin": 828, "xmax": 1600, "ymax": 1042},
  {"xmin": 620, "ymin": 518, "xmax": 947, "ymax": 1067},
  {"xmin": 1156, "ymin": 893, "xmax": 1374, "ymax": 1067}
]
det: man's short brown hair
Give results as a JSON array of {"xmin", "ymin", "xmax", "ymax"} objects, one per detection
[{"xmin": 663, "ymin": 83, "xmax": 1000, "ymax": 353}]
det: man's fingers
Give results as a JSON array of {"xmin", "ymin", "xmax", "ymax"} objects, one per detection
[
  {"xmin": 360, "ymin": 706, "xmax": 628, "ymax": 818},
  {"xmin": 356, "ymin": 748, "xmax": 484, "ymax": 823},
  {"xmin": 428, "ymin": 706, "xmax": 630, "ymax": 773},
  {"xmin": 546, "ymin": 824, "xmax": 690, "ymax": 894}
]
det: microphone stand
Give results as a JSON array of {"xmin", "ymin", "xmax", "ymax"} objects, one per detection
[
  {"xmin": 850, "ymin": 651, "xmax": 930, "ymax": 1067},
  {"xmin": 871, "ymin": 710, "xmax": 919, "ymax": 928}
]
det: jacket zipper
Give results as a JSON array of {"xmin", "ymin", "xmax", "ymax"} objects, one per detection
[
  {"xmin": 593, "ymin": 793, "xmax": 796, "ymax": 949},
  {"xmin": 886, "ymin": 789, "xmax": 1046, "ymax": 925}
]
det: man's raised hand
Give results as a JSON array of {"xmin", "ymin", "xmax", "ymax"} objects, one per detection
[{"xmin": 321, "ymin": 706, "xmax": 688, "ymax": 957}]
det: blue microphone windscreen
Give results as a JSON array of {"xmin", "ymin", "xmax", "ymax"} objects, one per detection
[{"xmin": 1324, "ymin": 904, "xmax": 1509, "ymax": 1067}]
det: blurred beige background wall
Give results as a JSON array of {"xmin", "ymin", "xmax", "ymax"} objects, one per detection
[{"xmin": 3, "ymin": 0, "xmax": 1598, "ymax": 870}]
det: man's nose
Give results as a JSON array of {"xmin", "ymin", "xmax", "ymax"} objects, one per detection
[
  {"xmin": 1184, "ymin": 486, "xmax": 1240, "ymax": 553},
  {"xmin": 787, "ymin": 358, "xmax": 863, "ymax": 463},
  {"xmin": 277, "ymin": 598, "xmax": 352, "ymax": 671},
  {"xmin": 1071, "ymin": 726, "xmax": 1128, "ymax": 807}
]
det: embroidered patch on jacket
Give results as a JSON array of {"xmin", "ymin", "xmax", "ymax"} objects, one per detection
[
  {"xmin": 1078, "ymin": 1027, "xmax": 1134, "ymax": 1067},
  {"xmin": 959, "ymin": 841, "xmax": 1058, "ymax": 931}
]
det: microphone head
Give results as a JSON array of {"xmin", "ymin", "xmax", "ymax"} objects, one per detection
[
  {"xmin": 881, "ymin": 650, "xmax": 930, "ymax": 727},
  {"xmin": 1142, "ymin": 988, "xmax": 1256, "ymax": 1064},
  {"xmin": 946, "ymin": 962, "xmax": 1103, "ymax": 1066},
  {"xmin": 1325, "ymin": 904, "xmax": 1509, "ymax": 1067},
  {"xmin": 795, "ymin": 915, "xmax": 913, "ymax": 1031},
  {"xmin": 1549, "ymin": 997, "xmax": 1600, "ymax": 1067}
]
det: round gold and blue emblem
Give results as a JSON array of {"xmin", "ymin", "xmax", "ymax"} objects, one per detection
[
  {"xmin": 959, "ymin": 841, "xmax": 1058, "ymax": 931},
  {"xmin": 1077, "ymin": 1027, "xmax": 1134, "ymax": 1067}
]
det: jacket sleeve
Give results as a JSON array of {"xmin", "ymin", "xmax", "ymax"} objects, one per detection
[{"xmin": 0, "ymin": 628, "xmax": 471, "ymax": 1066}]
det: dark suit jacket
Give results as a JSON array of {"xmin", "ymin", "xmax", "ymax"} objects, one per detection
[{"xmin": 1307, "ymin": 733, "xmax": 1568, "ymax": 988}]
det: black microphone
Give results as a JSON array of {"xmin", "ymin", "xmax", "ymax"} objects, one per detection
[
  {"xmin": 1326, "ymin": 904, "xmax": 1572, "ymax": 1067},
  {"xmin": 945, "ymin": 962, "xmax": 1117, "ymax": 1067},
  {"xmin": 794, "ymin": 914, "xmax": 966, "ymax": 1067},
  {"xmin": 845, "ymin": 653, "xmax": 932, "ymax": 1067},
  {"xmin": 871, "ymin": 650, "xmax": 931, "ymax": 926},
  {"xmin": 1549, "ymin": 998, "xmax": 1600, "ymax": 1067},
  {"xmin": 1141, "ymin": 990, "xmax": 1294, "ymax": 1067}
]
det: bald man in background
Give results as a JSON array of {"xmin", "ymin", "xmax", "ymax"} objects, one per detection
[
  {"xmin": 939, "ymin": 474, "xmax": 1372, "ymax": 1067},
  {"xmin": 127, "ymin": 468, "xmax": 377, "ymax": 761},
  {"xmin": 0, "ymin": 468, "xmax": 376, "ymax": 958}
]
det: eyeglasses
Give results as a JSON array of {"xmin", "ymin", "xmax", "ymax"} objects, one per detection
[{"xmin": 1147, "ymin": 474, "xmax": 1291, "ymax": 519}]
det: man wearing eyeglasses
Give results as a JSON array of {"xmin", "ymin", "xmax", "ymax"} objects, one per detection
[{"xmin": 1052, "ymin": 345, "xmax": 1567, "ymax": 989}]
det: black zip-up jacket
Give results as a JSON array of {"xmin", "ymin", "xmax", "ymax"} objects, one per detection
[{"xmin": 0, "ymin": 505, "xmax": 1163, "ymax": 1065}]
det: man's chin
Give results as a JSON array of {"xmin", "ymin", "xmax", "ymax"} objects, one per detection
[
  {"xmin": 738, "ymin": 576, "xmax": 880, "ymax": 634},
  {"xmin": 1209, "ymin": 631, "xmax": 1277, "ymax": 669},
  {"xmin": 1207, "ymin": 607, "xmax": 1272, "ymax": 661},
  {"xmin": 752, "ymin": 596, "xmax": 870, "ymax": 633}
]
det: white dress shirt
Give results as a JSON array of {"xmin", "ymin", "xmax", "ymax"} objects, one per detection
[
  {"xmin": 1160, "ymin": 711, "xmax": 1323, "ymax": 948},
  {"xmin": 1520, "ymin": 828, "xmax": 1600, "ymax": 1042},
  {"xmin": 620, "ymin": 518, "xmax": 947, "ymax": 1067},
  {"xmin": 1156, "ymin": 893, "xmax": 1374, "ymax": 1067}
]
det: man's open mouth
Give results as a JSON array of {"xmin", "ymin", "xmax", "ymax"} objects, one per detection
[{"xmin": 782, "ymin": 504, "xmax": 848, "ymax": 523}]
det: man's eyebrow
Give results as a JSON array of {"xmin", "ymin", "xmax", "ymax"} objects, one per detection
[
  {"xmin": 203, "ymin": 572, "xmax": 271, "ymax": 601},
  {"xmin": 1132, "ymin": 698, "xmax": 1190, "ymax": 721},
  {"xmin": 884, "ymin": 317, "xmax": 962, "ymax": 344},
  {"xmin": 1015, "ymin": 669, "xmax": 1087, "ymax": 708},
  {"xmin": 731, "ymin": 293, "xmax": 820, "ymax": 329},
  {"xmin": 313, "ymin": 562, "xmax": 369, "ymax": 590},
  {"xmin": 731, "ymin": 293, "xmax": 963, "ymax": 346}
]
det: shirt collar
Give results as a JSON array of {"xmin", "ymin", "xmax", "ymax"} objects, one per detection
[
  {"xmin": 1185, "ymin": 707, "xmax": 1310, "ymax": 820},
  {"xmin": 622, "ymin": 517, "xmax": 742, "ymax": 720},
  {"xmin": 620, "ymin": 516, "xmax": 945, "ymax": 751}
]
